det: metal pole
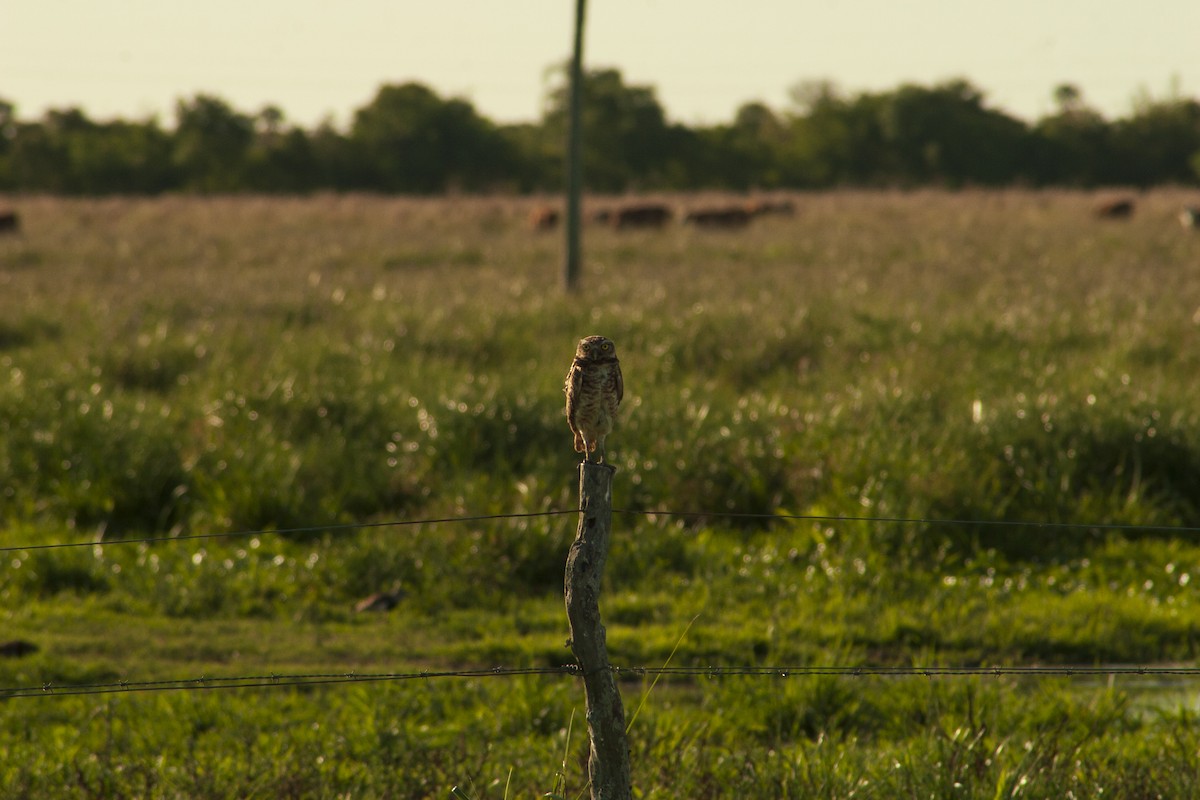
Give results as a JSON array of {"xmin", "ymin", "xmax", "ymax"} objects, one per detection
[{"xmin": 563, "ymin": 0, "xmax": 587, "ymax": 293}]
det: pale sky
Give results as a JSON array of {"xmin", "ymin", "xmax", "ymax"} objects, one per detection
[{"xmin": 3, "ymin": 1, "xmax": 1197, "ymax": 129}]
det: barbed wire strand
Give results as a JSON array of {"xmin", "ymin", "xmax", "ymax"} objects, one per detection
[
  {"xmin": 6, "ymin": 664, "xmax": 1200, "ymax": 701},
  {"xmin": 617, "ymin": 509, "xmax": 1200, "ymax": 536},
  {"xmin": 0, "ymin": 510, "xmax": 578, "ymax": 554},
  {"xmin": 5, "ymin": 508, "xmax": 1200, "ymax": 556}
]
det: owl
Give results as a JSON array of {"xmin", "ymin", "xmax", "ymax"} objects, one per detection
[{"xmin": 564, "ymin": 335, "xmax": 624, "ymax": 463}]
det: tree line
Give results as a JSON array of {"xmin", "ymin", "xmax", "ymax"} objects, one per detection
[{"xmin": 1, "ymin": 68, "xmax": 1198, "ymax": 195}]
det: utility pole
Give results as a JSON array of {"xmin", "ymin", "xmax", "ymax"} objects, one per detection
[{"xmin": 562, "ymin": 0, "xmax": 586, "ymax": 293}]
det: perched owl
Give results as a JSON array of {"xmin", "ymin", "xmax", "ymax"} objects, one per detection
[{"xmin": 564, "ymin": 335, "xmax": 624, "ymax": 463}]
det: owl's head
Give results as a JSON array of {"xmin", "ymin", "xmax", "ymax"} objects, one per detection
[{"xmin": 575, "ymin": 335, "xmax": 617, "ymax": 360}]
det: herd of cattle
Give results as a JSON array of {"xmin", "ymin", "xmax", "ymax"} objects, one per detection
[
  {"xmin": 530, "ymin": 196, "xmax": 1200, "ymax": 232},
  {"xmin": 0, "ymin": 198, "xmax": 1197, "ymax": 239},
  {"xmin": 1093, "ymin": 198, "xmax": 1137, "ymax": 219},
  {"xmin": 1094, "ymin": 196, "xmax": 1200, "ymax": 229},
  {"xmin": 528, "ymin": 197, "xmax": 797, "ymax": 231}
]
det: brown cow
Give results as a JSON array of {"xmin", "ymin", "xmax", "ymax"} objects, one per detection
[
  {"xmin": 683, "ymin": 206, "xmax": 753, "ymax": 229},
  {"xmin": 0, "ymin": 210, "xmax": 19, "ymax": 234},
  {"xmin": 1094, "ymin": 198, "xmax": 1135, "ymax": 219},
  {"xmin": 746, "ymin": 198, "xmax": 796, "ymax": 217},
  {"xmin": 1179, "ymin": 206, "xmax": 1200, "ymax": 230},
  {"xmin": 0, "ymin": 639, "xmax": 38, "ymax": 658},
  {"xmin": 612, "ymin": 203, "xmax": 672, "ymax": 229},
  {"xmin": 528, "ymin": 205, "xmax": 559, "ymax": 231},
  {"xmin": 354, "ymin": 584, "xmax": 404, "ymax": 613}
]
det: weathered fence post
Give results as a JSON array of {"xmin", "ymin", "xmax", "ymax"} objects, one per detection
[{"xmin": 565, "ymin": 462, "xmax": 632, "ymax": 799}]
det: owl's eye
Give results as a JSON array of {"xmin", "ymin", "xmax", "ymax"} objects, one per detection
[{"xmin": 601, "ymin": 343, "xmax": 611, "ymax": 351}]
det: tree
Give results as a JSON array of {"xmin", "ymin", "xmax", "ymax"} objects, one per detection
[
  {"xmin": 350, "ymin": 82, "xmax": 520, "ymax": 193},
  {"xmin": 0, "ymin": 99, "xmax": 14, "ymax": 188},
  {"xmin": 498, "ymin": 122, "xmax": 559, "ymax": 191},
  {"xmin": 2, "ymin": 120, "xmax": 69, "ymax": 191},
  {"xmin": 782, "ymin": 81, "xmax": 888, "ymax": 186},
  {"xmin": 542, "ymin": 67, "xmax": 678, "ymax": 191},
  {"xmin": 172, "ymin": 94, "xmax": 255, "ymax": 192},
  {"xmin": 68, "ymin": 118, "xmax": 176, "ymax": 194},
  {"xmin": 878, "ymin": 80, "xmax": 1032, "ymax": 185},
  {"xmin": 1108, "ymin": 98, "xmax": 1200, "ymax": 185},
  {"xmin": 242, "ymin": 106, "xmax": 322, "ymax": 193},
  {"xmin": 0, "ymin": 98, "xmax": 14, "ymax": 142},
  {"xmin": 711, "ymin": 102, "xmax": 788, "ymax": 188},
  {"xmin": 1031, "ymin": 86, "xmax": 1111, "ymax": 185}
]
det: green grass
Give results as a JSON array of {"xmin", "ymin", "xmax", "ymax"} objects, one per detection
[{"xmin": 3, "ymin": 189, "xmax": 1200, "ymax": 797}]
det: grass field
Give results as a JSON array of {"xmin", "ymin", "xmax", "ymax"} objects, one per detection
[{"xmin": 3, "ymin": 189, "xmax": 1200, "ymax": 797}]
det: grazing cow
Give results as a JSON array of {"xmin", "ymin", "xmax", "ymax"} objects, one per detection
[
  {"xmin": 1094, "ymin": 198, "xmax": 1135, "ymax": 219},
  {"xmin": 746, "ymin": 198, "xmax": 796, "ymax": 217},
  {"xmin": 1179, "ymin": 206, "xmax": 1200, "ymax": 230},
  {"xmin": 0, "ymin": 639, "xmax": 38, "ymax": 658},
  {"xmin": 0, "ymin": 210, "xmax": 19, "ymax": 234},
  {"xmin": 612, "ymin": 203, "xmax": 672, "ymax": 229},
  {"xmin": 528, "ymin": 205, "xmax": 559, "ymax": 231},
  {"xmin": 683, "ymin": 206, "xmax": 754, "ymax": 229},
  {"xmin": 354, "ymin": 584, "xmax": 405, "ymax": 613}
]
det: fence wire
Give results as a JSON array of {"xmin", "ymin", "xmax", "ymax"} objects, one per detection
[
  {"xmin": 6, "ymin": 664, "xmax": 1200, "ymax": 701},
  {"xmin": 6, "ymin": 507, "xmax": 1200, "ymax": 704},
  {"xmin": 4, "ymin": 508, "xmax": 1200, "ymax": 555},
  {"xmin": 0, "ymin": 511, "xmax": 578, "ymax": 553}
]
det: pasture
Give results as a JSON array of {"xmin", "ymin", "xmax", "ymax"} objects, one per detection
[{"xmin": 2, "ymin": 189, "xmax": 1200, "ymax": 797}]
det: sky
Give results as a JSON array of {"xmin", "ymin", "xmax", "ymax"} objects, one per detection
[{"xmin": 3, "ymin": 0, "xmax": 1198, "ymax": 130}]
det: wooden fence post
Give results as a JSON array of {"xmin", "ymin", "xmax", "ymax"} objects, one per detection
[{"xmin": 565, "ymin": 462, "xmax": 632, "ymax": 799}]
